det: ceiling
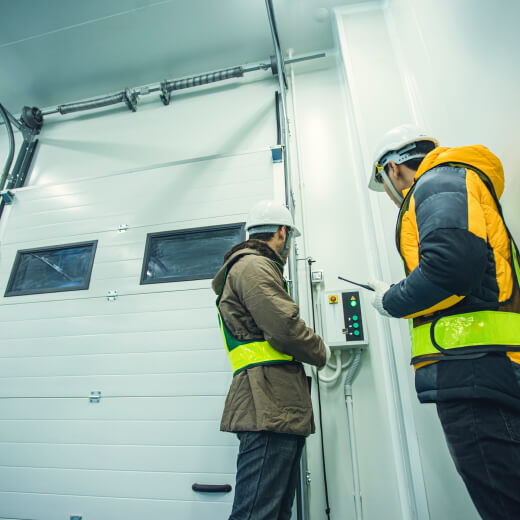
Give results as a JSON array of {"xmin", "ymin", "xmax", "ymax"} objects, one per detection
[{"xmin": 0, "ymin": 0, "xmax": 363, "ymax": 113}]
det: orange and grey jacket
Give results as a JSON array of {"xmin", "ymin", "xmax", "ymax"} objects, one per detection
[{"xmin": 383, "ymin": 145, "xmax": 520, "ymax": 403}]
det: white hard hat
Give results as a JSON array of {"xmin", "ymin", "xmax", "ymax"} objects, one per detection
[
  {"xmin": 369, "ymin": 124, "xmax": 439, "ymax": 192},
  {"xmin": 246, "ymin": 200, "xmax": 301, "ymax": 237}
]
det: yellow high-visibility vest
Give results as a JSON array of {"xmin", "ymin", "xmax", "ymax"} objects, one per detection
[
  {"xmin": 396, "ymin": 163, "xmax": 520, "ymax": 363},
  {"xmin": 216, "ymin": 263, "xmax": 295, "ymax": 375}
]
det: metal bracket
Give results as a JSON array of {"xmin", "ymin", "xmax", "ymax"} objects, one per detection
[
  {"xmin": 0, "ymin": 190, "xmax": 14, "ymax": 205},
  {"xmin": 305, "ymin": 471, "xmax": 312, "ymax": 485},
  {"xmin": 271, "ymin": 145, "xmax": 283, "ymax": 163},
  {"xmin": 70, "ymin": 516, "xmax": 82, "ymax": 520},
  {"xmin": 124, "ymin": 88, "xmax": 139, "ymax": 112},
  {"xmin": 20, "ymin": 106, "xmax": 43, "ymax": 138},
  {"xmin": 160, "ymin": 81, "xmax": 172, "ymax": 105},
  {"xmin": 106, "ymin": 290, "xmax": 118, "ymax": 302},
  {"xmin": 118, "ymin": 224, "xmax": 129, "ymax": 233},
  {"xmin": 270, "ymin": 55, "xmax": 278, "ymax": 76},
  {"xmin": 88, "ymin": 391, "xmax": 101, "ymax": 403}
]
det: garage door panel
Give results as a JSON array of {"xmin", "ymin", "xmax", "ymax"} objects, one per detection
[
  {"xmin": 0, "ymin": 372, "xmax": 232, "ymax": 398},
  {"xmin": 0, "ymin": 444, "xmax": 238, "ymax": 473},
  {"xmin": 17, "ymin": 148, "xmax": 272, "ymax": 203},
  {"xmin": 5, "ymin": 189, "xmax": 267, "ymax": 244},
  {"xmin": 0, "ymin": 396, "xmax": 226, "ymax": 421},
  {"xmin": 0, "ymin": 289, "xmax": 216, "ymax": 322},
  {"xmin": 10, "ymin": 177, "xmax": 270, "ymax": 231},
  {"xmin": 0, "ymin": 492, "xmax": 232, "ymax": 520},
  {"xmin": 0, "ymin": 420, "xmax": 234, "ymax": 446},
  {"xmin": 0, "ymin": 329, "xmax": 222, "ymax": 358},
  {"xmin": 0, "ymin": 350, "xmax": 230, "ymax": 378},
  {"xmin": 0, "ymin": 467, "xmax": 236, "ymax": 503},
  {"xmin": 0, "ymin": 307, "xmax": 218, "ymax": 340}
]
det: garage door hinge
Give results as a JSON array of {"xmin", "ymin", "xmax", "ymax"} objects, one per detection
[
  {"xmin": 89, "ymin": 391, "xmax": 101, "ymax": 403},
  {"xmin": 70, "ymin": 516, "xmax": 82, "ymax": 520},
  {"xmin": 106, "ymin": 290, "xmax": 118, "ymax": 302}
]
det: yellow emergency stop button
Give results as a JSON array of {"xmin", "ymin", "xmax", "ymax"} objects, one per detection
[{"xmin": 329, "ymin": 294, "xmax": 338, "ymax": 304}]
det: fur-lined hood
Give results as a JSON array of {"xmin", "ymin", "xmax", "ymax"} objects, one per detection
[{"xmin": 211, "ymin": 239, "xmax": 284, "ymax": 295}]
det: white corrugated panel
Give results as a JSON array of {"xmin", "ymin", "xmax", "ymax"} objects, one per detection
[{"xmin": 0, "ymin": 149, "xmax": 276, "ymax": 519}]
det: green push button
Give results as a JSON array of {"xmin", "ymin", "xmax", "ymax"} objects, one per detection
[
  {"xmin": 353, "ymin": 323, "xmax": 359, "ymax": 328},
  {"xmin": 354, "ymin": 330, "xmax": 360, "ymax": 336},
  {"xmin": 350, "ymin": 300, "xmax": 357, "ymax": 307},
  {"xmin": 353, "ymin": 315, "xmax": 358, "ymax": 321}
]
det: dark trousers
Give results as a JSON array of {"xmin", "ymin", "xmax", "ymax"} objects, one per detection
[
  {"xmin": 437, "ymin": 399, "xmax": 520, "ymax": 520},
  {"xmin": 229, "ymin": 431, "xmax": 305, "ymax": 520}
]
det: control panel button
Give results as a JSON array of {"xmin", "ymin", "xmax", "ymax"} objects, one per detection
[
  {"xmin": 329, "ymin": 294, "xmax": 338, "ymax": 304},
  {"xmin": 341, "ymin": 291, "xmax": 364, "ymax": 342}
]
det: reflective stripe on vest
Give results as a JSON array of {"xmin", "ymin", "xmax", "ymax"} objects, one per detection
[
  {"xmin": 411, "ymin": 310, "xmax": 520, "ymax": 360},
  {"xmin": 219, "ymin": 318, "xmax": 293, "ymax": 375},
  {"xmin": 216, "ymin": 262, "xmax": 294, "ymax": 375}
]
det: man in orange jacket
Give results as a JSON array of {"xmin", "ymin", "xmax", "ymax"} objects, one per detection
[{"xmin": 368, "ymin": 124, "xmax": 520, "ymax": 519}]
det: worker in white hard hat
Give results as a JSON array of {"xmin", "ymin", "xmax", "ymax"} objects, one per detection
[
  {"xmin": 367, "ymin": 124, "xmax": 520, "ymax": 519},
  {"xmin": 212, "ymin": 200, "xmax": 330, "ymax": 520}
]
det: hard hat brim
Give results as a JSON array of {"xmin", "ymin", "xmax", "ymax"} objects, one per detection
[
  {"xmin": 368, "ymin": 171, "xmax": 386, "ymax": 192},
  {"xmin": 291, "ymin": 226, "xmax": 301, "ymax": 238}
]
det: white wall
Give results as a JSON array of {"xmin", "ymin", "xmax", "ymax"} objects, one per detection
[
  {"xmin": 331, "ymin": 1, "xmax": 520, "ymax": 519},
  {"xmin": 386, "ymin": 0, "xmax": 520, "ymax": 237},
  {"xmin": 289, "ymin": 59, "xmax": 408, "ymax": 520}
]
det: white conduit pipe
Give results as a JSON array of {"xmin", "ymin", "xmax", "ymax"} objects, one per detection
[{"xmin": 344, "ymin": 350, "xmax": 363, "ymax": 520}]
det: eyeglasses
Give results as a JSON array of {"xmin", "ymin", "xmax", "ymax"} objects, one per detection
[{"xmin": 374, "ymin": 162, "xmax": 385, "ymax": 183}]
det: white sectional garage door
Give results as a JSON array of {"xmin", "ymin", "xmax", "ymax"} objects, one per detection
[{"xmin": 0, "ymin": 149, "xmax": 278, "ymax": 520}]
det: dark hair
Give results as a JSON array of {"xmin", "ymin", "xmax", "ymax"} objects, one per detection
[
  {"xmin": 385, "ymin": 140, "xmax": 437, "ymax": 173},
  {"xmin": 249, "ymin": 231, "xmax": 277, "ymax": 241}
]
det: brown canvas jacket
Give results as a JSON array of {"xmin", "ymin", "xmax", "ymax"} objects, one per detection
[{"xmin": 212, "ymin": 239, "xmax": 327, "ymax": 436}]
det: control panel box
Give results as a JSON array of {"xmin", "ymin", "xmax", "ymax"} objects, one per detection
[{"xmin": 322, "ymin": 290, "xmax": 368, "ymax": 349}]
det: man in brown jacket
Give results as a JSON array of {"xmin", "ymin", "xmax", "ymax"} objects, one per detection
[{"xmin": 212, "ymin": 200, "xmax": 330, "ymax": 520}]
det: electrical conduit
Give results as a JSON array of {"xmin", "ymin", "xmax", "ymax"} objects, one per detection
[{"xmin": 344, "ymin": 350, "xmax": 363, "ymax": 520}]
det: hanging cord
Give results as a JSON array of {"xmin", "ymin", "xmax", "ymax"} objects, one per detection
[
  {"xmin": 0, "ymin": 103, "xmax": 16, "ymax": 221},
  {"xmin": 0, "ymin": 103, "xmax": 15, "ymax": 190},
  {"xmin": 307, "ymin": 258, "xmax": 332, "ymax": 520}
]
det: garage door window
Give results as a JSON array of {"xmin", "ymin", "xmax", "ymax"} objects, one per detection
[
  {"xmin": 5, "ymin": 241, "xmax": 98, "ymax": 297},
  {"xmin": 141, "ymin": 224, "xmax": 245, "ymax": 284}
]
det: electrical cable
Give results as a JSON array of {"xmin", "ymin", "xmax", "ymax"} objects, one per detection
[
  {"xmin": 307, "ymin": 258, "xmax": 332, "ymax": 520},
  {"xmin": 0, "ymin": 103, "xmax": 15, "ymax": 190},
  {"xmin": 0, "ymin": 103, "xmax": 16, "ymax": 221}
]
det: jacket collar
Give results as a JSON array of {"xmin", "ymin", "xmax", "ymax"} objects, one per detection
[
  {"xmin": 409, "ymin": 145, "xmax": 504, "ymax": 199},
  {"xmin": 212, "ymin": 239, "xmax": 284, "ymax": 295}
]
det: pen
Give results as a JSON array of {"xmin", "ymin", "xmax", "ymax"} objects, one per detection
[{"xmin": 338, "ymin": 276, "xmax": 375, "ymax": 291}]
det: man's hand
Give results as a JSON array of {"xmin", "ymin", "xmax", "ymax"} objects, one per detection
[{"xmin": 367, "ymin": 278, "xmax": 392, "ymax": 317}]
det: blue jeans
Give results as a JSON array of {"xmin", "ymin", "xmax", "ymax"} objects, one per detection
[
  {"xmin": 437, "ymin": 399, "xmax": 520, "ymax": 520},
  {"xmin": 229, "ymin": 431, "xmax": 305, "ymax": 520}
]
